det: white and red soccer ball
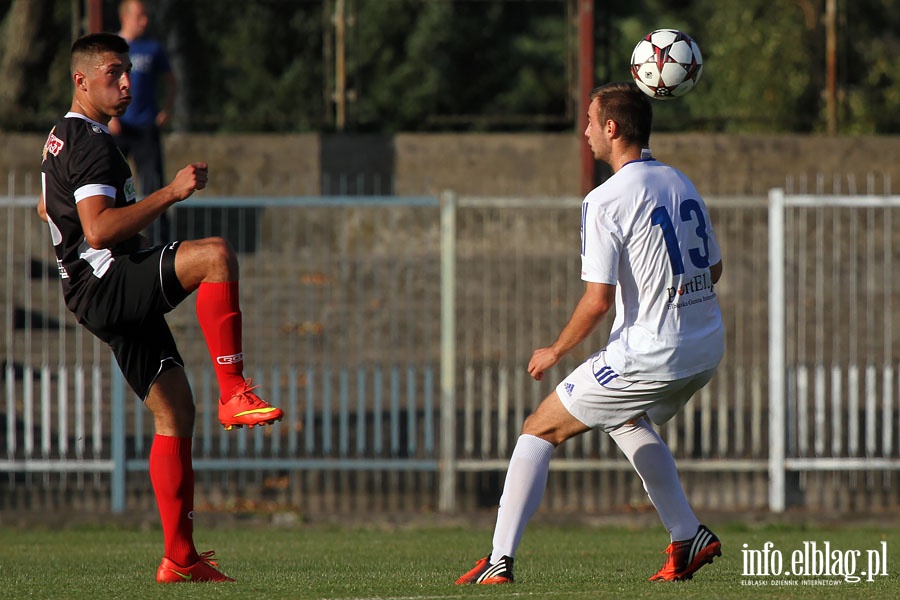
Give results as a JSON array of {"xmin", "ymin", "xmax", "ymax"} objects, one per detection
[{"xmin": 630, "ymin": 29, "xmax": 703, "ymax": 100}]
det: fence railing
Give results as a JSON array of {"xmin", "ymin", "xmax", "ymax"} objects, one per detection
[
  {"xmin": 768, "ymin": 190, "xmax": 900, "ymax": 511},
  {"xmin": 4, "ymin": 186, "xmax": 900, "ymax": 514},
  {"xmin": 4, "ymin": 193, "xmax": 450, "ymax": 512}
]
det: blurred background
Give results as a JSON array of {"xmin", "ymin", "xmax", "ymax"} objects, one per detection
[
  {"xmin": 3, "ymin": 0, "xmax": 900, "ymax": 519},
  {"xmin": 2, "ymin": 0, "xmax": 900, "ymax": 134}
]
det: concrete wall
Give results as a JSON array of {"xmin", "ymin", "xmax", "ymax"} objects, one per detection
[{"xmin": 5, "ymin": 131, "xmax": 900, "ymax": 197}]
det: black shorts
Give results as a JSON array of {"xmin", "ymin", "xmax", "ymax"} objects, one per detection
[{"xmin": 81, "ymin": 242, "xmax": 190, "ymax": 400}]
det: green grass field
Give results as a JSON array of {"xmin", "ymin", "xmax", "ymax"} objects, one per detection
[{"xmin": 0, "ymin": 518, "xmax": 895, "ymax": 599}]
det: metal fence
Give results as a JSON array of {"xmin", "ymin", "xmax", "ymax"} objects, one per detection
[
  {"xmin": 3, "ymin": 179, "xmax": 900, "ymax": 515},
  {"xmin": 768, "ymin": 188, "xmax": 900, "ymax": 512},
  {"xmin": 3, "ymin": 192, "xmax": 447, "ymax": 514}
]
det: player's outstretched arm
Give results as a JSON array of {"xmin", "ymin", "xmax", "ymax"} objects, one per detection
[
  {"xmin": 528, "ymin": 282, "xmax": 616, "ymax": 381},
  {"xmin": 77, "ymin": 163, "xmax": 208, "ymax": 249}
]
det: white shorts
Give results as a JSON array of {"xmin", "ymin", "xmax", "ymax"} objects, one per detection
[{"xmin": 555, "ymin": 350, "xmax": 716, "ymax": 433}]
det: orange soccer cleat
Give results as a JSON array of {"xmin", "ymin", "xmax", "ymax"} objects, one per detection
[
  {"xmin": 156, "ymin": 551, "xmax": 235, "ymax": 583},
  {"xmin": 455, "ymin": 555, "xmax": 514, "ymax": 585},
  {"xmin": 218, "ymin": 379, "xmax": 284, "ymax": 431},
  {"xmin": 649, "ymin": 524, "xmax": 721, "ymax": 581}
]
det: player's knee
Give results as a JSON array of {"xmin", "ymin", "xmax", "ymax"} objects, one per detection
[
  {"xmin": 520, "ymin": 415, "xmax": 563, "ymax": 446},
  {"xmin": 203, "ymin": 237, "xmax": 239, "ymax": 277},
  {"xmin": 206, "ymin": 236, "xmax": 236, "ymax": 262}
]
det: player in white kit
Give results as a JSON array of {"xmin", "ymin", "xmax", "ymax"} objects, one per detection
[{"xmin": 457, "ymin": 81, "xmax": 724, "ymax": 585}]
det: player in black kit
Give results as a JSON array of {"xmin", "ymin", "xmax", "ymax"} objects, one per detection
[{"xmin": 38, "ymin": 33, "xmax": 283, "ymax": 583}]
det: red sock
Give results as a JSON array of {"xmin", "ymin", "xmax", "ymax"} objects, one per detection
[
  {"xmin": 149, "ymin": 435, "xmax": 199, "ymax": 566},
  {"xmin": 196, "ymin": 281, "xmax": 245, "ymax": 398}
]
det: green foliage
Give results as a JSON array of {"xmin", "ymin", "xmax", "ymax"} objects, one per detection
[
  {"xmin": 841, "ymin": 0, "xmax": 900, "ymax": 133},
  {"xmin": 350, "ymin": 0, "xmax": 454, "ymax": 130},
  {"xmin": 350, "ymin": 0, "xmax": 569, "ymax": 131},
  {"xmin": 496, "ymin": 13, "xmax": 569, "ymax": 116},
  {"xmin": 194, "ymin": 0, "xmax": 325, "ymax": 132},
  {"xmin": 1, "ymin": 0, "xmax": 899, "ymax": 134},
  {"xmin": 680, "ymin": 0, "xmax": 820, "ymax": 133},
  {"xmin": 0, "ymin": 0, "xmax": 72, "ymax": 130}
]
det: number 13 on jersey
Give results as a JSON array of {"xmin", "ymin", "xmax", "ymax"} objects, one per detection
[{"xmin": 650, "ymin": 199, "xmax": 711, "ymax": 275}]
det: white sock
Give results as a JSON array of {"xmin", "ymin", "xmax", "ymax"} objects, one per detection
[
  {"xmin": 609, "ymin": 418, "xmax": 700, "ymax": 542},
  {"xmin": 489, "ymin": 434, "xmax": 555, "ymax": 563}
]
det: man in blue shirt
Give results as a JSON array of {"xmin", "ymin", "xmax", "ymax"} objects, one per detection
[{"xmin": 110, "ymin": 0, "xmax": 176, "ymax": 244}]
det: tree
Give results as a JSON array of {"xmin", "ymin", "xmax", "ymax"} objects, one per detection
[
  {"xmin": 841, "ymin": 0, "xmax": 900, "ymax": 133},
  {"xmin": 682, "ymin": 0, "xmax": 820, "ymax": 133},
  {"xmin": 1, "ymin": 0, "xmax": 898, "ymax": 134},
  {"xmin": 0, "ymin": 0, "xmax": 67, "ymax": 131},
  {"xmin": 201, "ymin": 0, "xmax": 325, "ymax": 132},
  {"xmin": 154, "ymin": 0, "xmax": 203, "ymax": 132},
  {"xmin": 346, "ymin": 0, "xmax": 570, "ymax": 131}
]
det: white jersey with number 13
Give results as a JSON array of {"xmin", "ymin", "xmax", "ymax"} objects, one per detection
[{"xmin": 580, "ymin": 151, "xmax": 725, "ymax": 380}]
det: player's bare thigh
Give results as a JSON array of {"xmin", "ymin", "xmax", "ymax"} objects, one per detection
[
  {"xmin": 521, "ymin": 391, "xmax": 592, "ymax": 446},
  {"xmin": 173, "ymin": 237, "xmax": 239, "ymax": 291}
]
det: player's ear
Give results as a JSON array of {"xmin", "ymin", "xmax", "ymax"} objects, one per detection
[
  {"xmin": 606, "ymin": 119, "xmax": 618, "ymax": 138},
  {"xmin": 73, "ymin": 71, "xmax": 87, "ymax": 91}
]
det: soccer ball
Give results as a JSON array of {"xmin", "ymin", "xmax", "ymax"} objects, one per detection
[{"xmin": 630, "ymin": 29, "xmax": 703, "ymax": 100}]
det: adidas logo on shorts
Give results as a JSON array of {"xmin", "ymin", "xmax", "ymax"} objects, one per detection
[{"xmin": 564, "ymin": 382, "xmax": 575, "ymax": 396}]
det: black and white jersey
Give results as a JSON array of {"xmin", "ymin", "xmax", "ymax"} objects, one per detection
[{"xmin": 41, "ymin": 112, "xmax": 142, "ymax": 320}]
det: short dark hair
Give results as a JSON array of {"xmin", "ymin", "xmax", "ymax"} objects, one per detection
[
  {"xmin": 71, "ymin": 33, "xmax": 130, "ymax": 73},
  {"xmin": 590, "ymin": 82, "xmax": 653, "ymax": 147}
]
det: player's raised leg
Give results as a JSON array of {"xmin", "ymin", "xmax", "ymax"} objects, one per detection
[{"xmin": 174, "ymin": 237, "xmax": 284, "ymax": 430}]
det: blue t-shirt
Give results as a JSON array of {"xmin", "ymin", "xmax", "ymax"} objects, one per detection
[{"xmin": 120, "ymin": 37, "xmax": 171, "ymax": 128}]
